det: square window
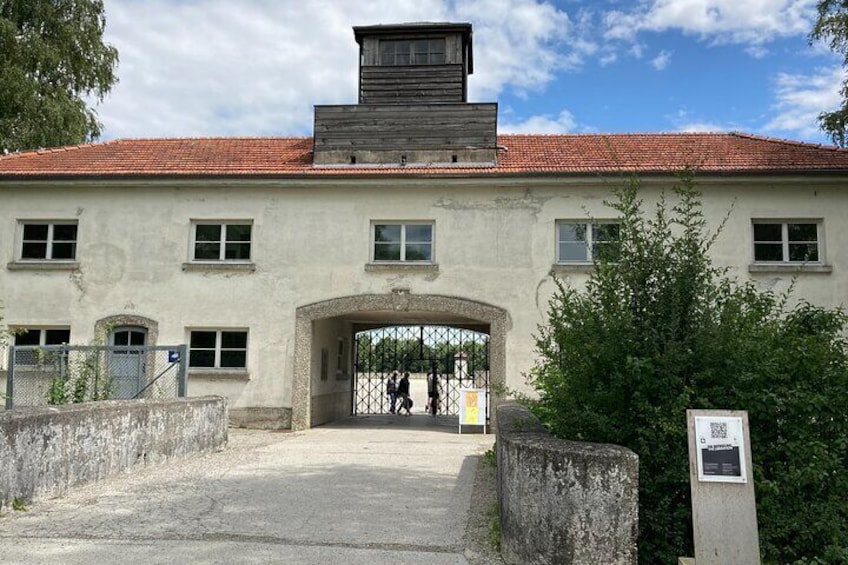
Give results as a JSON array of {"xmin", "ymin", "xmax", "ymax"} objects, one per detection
[
  {"xmin": 372, "ymin": 222, "xmax": 433, "ymax": 263},
  {"xmin": 753, "ymin": 221, "xmax": 822, "ymax": 263},
  {"xmin": 379, "ymin": 38, "xmax": 446, "ymax": 66},
  {"xmin": 557, "ymin": 221, "xmax": 619, "ymax": 263},
  {"xmin": 189, "ymin": 329, "xmax": 248, "ymax": 369},
  {"xmin": 13, "ymin": 327, "xmax": 70, "ymax": 346},
  {"xmin": 191, "ymin": 222, "xmax": 252, "ymax": 262},
  {"xmin": 19, "ymin": 222, "xmax": 77, "ymax": 260}
]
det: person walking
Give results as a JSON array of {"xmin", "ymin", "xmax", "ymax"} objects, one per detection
[
  {"xmin": 427, "ymin": 365, "xmax": 440, "ymax": 416},
  {"xmin": 397, "ymin": 371, "xmax": 411, "ymax": 416},
  {"xmin": 386, "ymin": 371, "xmax": 398, "ymax": 414}
]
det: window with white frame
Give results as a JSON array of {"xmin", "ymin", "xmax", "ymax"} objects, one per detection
[
  {"xmin": 188, "ymin": 329, "xmax": 248, "ymax": 369},
  {"xmin": 19, "ymin": 221, "xmax": 78, "ymax": 260},
  {"xmin": 372, "ymin": 222, "xmax": 433, "ymax": 262},
  {"xmin": 191, "ymin": 222, "xmax": 252, "ymax": 262},
  {"xmin": 556, "ymin": 221, "xmax": 620, "ymax": 263},
  {"xmin": 14, "ymin": 327, "xmax": 71, "ymax": 346},
  {"xmin": 11, "ymin": 327, "xmax": 71, "ymax": 366},
  {"xmin": 752, "ymin": 221, "xmax": 822, "ymax": 263}
]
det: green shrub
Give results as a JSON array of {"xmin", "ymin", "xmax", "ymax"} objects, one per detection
[{"xmin": 530, "ymin": 173, "xmax": 848, "ymax": 564}]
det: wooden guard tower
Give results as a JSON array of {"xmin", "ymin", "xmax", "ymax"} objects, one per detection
[{"xmin": 313, "ymin": 22, "xmax": 498, "ymax": 166}]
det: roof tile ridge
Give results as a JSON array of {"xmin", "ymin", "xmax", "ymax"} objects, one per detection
[
  {"xmin": 730, "ymin": 131, "xmax": 846, "ymax": 152},
  {"xmin": 497, "ymin": 131, "xmax": 729, "ymax": 139},
  {"xmin": 112, "ymin": 135, "xmax": 311, "ymax": 142}
]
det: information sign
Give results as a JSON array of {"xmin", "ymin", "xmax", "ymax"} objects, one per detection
[
  {"xmin": 694, "ymin": 415, "xmax": 746, "ymax": 483},
  {"xmin": 459, "ymin": 388, "xmax": 487, "ymax": 432}
]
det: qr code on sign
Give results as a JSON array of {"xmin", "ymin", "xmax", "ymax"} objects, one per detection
[{"xmin": 710, "ymin": 422, "xmax": 728, "ymax": 439}]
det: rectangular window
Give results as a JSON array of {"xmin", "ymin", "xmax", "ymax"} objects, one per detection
[
  {"xmin": 372, "ymin": 222, "xmax": 433, "ymax": 262},
  {"xmin": 19, "ymin": 221, "xmax": 77, "ymax": 260},
  {"xmin": 191, "ymin": 221, "xmax": 252, "ymax": 261},
  {"xmin": 557, "ymin": 221, "xmax": 620, "ymax": 263},
  {"xmin": 189, "ymin": 329, "xmax": 248, "ymax": 369},
  {"xmin": 379, "ymin": 38, "xmax": 446, "ymax": 66},
  {"xmin": 14, "ymin": 327, "xmax": 71, "ymax": 346},
  {"xmin": 753, "ymin": 221, "xmax": 821, "ymax": 263}
]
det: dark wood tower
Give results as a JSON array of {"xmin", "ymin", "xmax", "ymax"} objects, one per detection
[{"xmin": 313, "ymin": 22, "xmax": 497, "ymax": 166}]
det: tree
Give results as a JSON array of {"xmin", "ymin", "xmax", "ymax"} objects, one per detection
[
  {"xmin": 811, "ymin": 1, "xmax": 848, "ymax": 147},
  {"xmin": 531, "ymin": 173, "xmax": 848, "ymax": 563},
  {"xmin": 0, "ymin": 0, "xmax": 118, "ymax": 153}
]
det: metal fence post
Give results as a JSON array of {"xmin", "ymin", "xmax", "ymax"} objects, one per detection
[
  {"xmin": 6, "ymin": 346, "xmax": 15, "ymax": 409},
  {"xmin": 177, "ymin": 344, "xmax": 188, "ymax": 397}
]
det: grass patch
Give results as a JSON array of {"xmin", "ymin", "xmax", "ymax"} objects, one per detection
[{"xmin": 487, "ymin": 503, "xmax": 501, "ymax": 551}]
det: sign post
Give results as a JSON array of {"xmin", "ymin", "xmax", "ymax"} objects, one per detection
[
  {"xmin": 459, "ymin": 387, "xmax": 487, "ymax": 434},
  {"xmin": 686, "ymin": 409, "xmax": 760, "ymax": 564}
]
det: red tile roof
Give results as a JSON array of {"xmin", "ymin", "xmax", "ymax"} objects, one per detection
[{"xmin": 2, "ymin": 133, "xmax": 848, "ymax": 178}]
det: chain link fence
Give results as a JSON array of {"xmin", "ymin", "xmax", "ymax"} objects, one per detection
[{"xmin": 5, "ymin": 345, "xmax": 187, "ymax": 409}]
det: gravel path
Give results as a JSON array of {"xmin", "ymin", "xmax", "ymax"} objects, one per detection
[{"xmin": 0, "ymin": 419, "xmax": 504, "ymax": 564}]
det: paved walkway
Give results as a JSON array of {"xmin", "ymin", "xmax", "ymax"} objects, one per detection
[{"xmin": 0, "ymin": 414, "xmax": 495, "ymax": 564}]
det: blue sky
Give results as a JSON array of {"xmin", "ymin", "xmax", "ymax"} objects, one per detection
[{"xmin": 95, "ymin": 0, "xmax": 843, "ymax": 145}]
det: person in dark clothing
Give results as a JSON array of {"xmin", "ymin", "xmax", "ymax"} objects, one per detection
[
  {"xmin": 397, "ymin": 372, "xmax": 411, "ymax": 415},
  {"xmin": 426, "ymin": 366, "xmax": 440, "ymax": 416},
  {"xmin": 386, "ymin": 371, "xmax": 398, "ymax": 414}
]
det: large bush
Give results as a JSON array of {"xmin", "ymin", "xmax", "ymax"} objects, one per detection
[{"xmin": 530, "ymin": 173, "xmax": 848, "ymax": 564}]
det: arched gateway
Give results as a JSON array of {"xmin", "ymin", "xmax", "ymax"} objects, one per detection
[{"xmin": 292, "ymin": 293, "xmax": 509, "ymax": 430}]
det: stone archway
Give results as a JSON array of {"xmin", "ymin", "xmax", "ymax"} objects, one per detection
[
  {"xmin": 292, "ymin": 293, "xmax": 509, "ymax": 430},
  {"xmin": 94, "ymin": 314, "xmax": 159, "ymax": 346}
]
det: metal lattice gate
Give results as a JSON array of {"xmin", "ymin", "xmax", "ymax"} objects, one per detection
[{"xmin": 353, "ymin": 325, "xmax": 489, "ymax": 418}]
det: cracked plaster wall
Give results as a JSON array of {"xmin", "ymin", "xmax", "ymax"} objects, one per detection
[{"xmin": 2, "ymin": 179, "xmax": 847, "ymax": 427}]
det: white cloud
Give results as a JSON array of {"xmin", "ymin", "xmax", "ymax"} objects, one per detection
[
  {"xmin": 676, "ymin": 121, "xmax": 731, "ymax": 132},
  {"xmin": 668, "ymin": 108, "xmax": 735, "ymax": 132},
  {"xmin": 500, "ymin": 110, "xmax": 577, "ymax": 134},
  {"xmin": 651, "ymin": 50, "xmax": 672, "ymax": 70},
  {"xmin": 599, "ymin": 51, "xmax": 618, "ymax": 66},
  {"xmin": 763, "ymin": 65, "xmax": 844, "ymax": 138},
  {"xmin": 455, "ymin": 0, "xmax": 590, "ymax": 100},
  {"xmin": 95, "ymin": 0, "xmax": 583, "ymax": 139},
  {"xmin": 745, "ymin": 45, "xmax": 769, "ymax": 58},
  {"xmin": 604, "ymin": 0, "xmax": 817, "ymax": 47}
]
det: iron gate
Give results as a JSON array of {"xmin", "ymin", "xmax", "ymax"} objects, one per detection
[{"xmin": 353, "ymin": 325, "xmax": 489, "ymax": 418}]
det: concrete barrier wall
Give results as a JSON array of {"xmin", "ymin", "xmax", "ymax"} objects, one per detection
[
  {"xmin": 496, "ymin": 403, "xmax": 639, "ymax": 565},
  {"xmin": 0, "ymin": 396, "xmax": 228, "ymax": 505}
]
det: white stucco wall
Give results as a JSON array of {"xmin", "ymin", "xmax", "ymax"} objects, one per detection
[{"xmin": 1, "ymin": 175, "xmax": 846, "ymax": 419}]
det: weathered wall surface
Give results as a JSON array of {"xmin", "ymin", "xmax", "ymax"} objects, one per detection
[
  {"xmin": 496, "ymin": 403, "xmax": 639, "ymax": 565},
  {"xmin": 0, "ymin": 397, "xmax": 228, "ymax": 505},
  {"xmin": 2, "ymin": 177, "xmax": 845, "ymax": 425}
]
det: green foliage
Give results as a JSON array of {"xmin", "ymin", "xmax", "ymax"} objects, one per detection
[
  {"xmin": 11, "ymin": 497, "xmax": 26, "ymax": 512},
  {"xmin": 47, "ymin": 349, "xmax": 112, "ymax": 405},
  {"xmin": 531, "ymin": 173, "xmax": 848, "ymax": 564},
  {"xmin": 810, "ymin": 1, "xmax": 848, "ymax": 146},
  {"xmin": 483, "ymin": 444, "xmax": 497, "ymax": 467},
  {"xmin": 487, "ymin": 503, "xmax": 501, "ymax": 551},
  {"xmin": 0, "ymin": 0, "xmax": 118, "ymax": 153},
  {"xmin": 356, "ymin": 332, "xmax": 488, "ymax": 374}
]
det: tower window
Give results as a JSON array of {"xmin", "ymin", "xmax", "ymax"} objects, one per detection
[{"xmin": 379, "ymin": 38, "xmax": 446, "ymax": 66}]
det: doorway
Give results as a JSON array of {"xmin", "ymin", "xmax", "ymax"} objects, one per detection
[
  {"xmin": 293, "ymin": 293, "xmax": 509, "ymax": 430},
  {"xmin": 108, "ymin": 326, "xmax": 147, "ymax": 399}
]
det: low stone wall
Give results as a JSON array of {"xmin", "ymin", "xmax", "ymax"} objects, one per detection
[
  {"xmin": 496, "ymin": 403, "xmax": 639, "ymax": 565},
  {"xmin": 0, "ymin": 396, "xmax": 228, "ymax": 505}
]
